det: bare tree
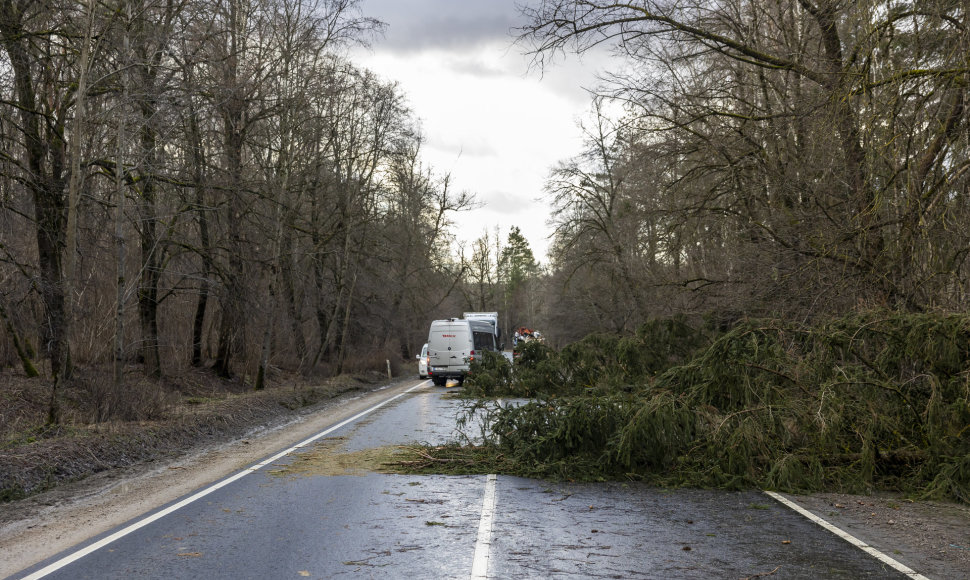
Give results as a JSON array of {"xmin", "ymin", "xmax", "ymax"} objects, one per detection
[
  {"xmin": 547, "ymin": 98, "xmax": 648, "ymax": 325},
  {"xmin": 0, "ymin": 2, "xmax": 71, "ymax": 387},
  {"xmin": 523, "ymin": 0, "xmax": 970, "ymax": 319},
  {"xmin": 0, "ymin": 0, "xmax": 485, "ymax": 404}
]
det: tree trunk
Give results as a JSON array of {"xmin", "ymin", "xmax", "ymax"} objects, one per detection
[
  {"xmin": 0, "ymin": 2, "xmax": 73, "ymax": 421},
  {"xmin": 335, "ymin": 264, "xmax": 359, "ymax": 376},
  {"xmin": 213, "ymin": 0, "xmax": 248, "ymax": 379},
  {"xmin": 136, "ymin": 125, "xmax": 161, "ymax": 377},
  {"xmin": 114, "ymin": 112, "xmax": 127, "ymax": 387},
  {"xmin": 280, "ymin": 222, "xmax": 308, "ymax": 370},
  {"xmin": 183, "ymin": 56, "xmax": 212, "ymax": 368},
  {"xmin": 0, "ymin": 299, "xmax": 39, "ymax": 377}
]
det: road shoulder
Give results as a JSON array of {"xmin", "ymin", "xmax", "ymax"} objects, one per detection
[
  {"xmin": 0, "ymin": 379, "xmax": 424, "ymax": 577},
  {"xmin": 774, "ymin": 491, "xmax": 970, "ymax": 579}
]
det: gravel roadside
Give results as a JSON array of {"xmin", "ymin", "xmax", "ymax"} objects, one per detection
[{"xmin": 775, "ymin": 491, "xmax": 970, "ymax": 580}]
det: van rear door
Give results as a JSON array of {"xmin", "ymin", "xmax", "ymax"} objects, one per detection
[{"xmin": 428, "ymin": 321, "xmax": 472, "ymax": 376}]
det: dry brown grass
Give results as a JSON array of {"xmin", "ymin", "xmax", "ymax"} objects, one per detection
[{"xmin": 0, "ymin": 365, "xmax": 391, "ymax": 502}]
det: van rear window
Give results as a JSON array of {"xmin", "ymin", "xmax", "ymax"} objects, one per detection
[{"xmin": 473, "ymin": 331, "xmax": 495, "ymax": 351}]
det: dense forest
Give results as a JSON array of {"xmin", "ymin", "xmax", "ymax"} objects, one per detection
[
  {"xmin": 1, "ymin": 0, "xmax": 968, "ymax": 426},
  {"xmin": 527, "ymin": 0, "xmax": 969, "ymax": 342},
  {"xmin": 0, "ymin": 0, "xmax": 485, "ymax": 401}
]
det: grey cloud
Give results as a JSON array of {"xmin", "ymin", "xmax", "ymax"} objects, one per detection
[{"xmin": 361, "ymin": 0, "xmax": 522, "ymax": 52}]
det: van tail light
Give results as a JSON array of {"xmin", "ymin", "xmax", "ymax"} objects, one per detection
[{"xmin": 469, "ymin": 349, "xmax": 475, "ymax": 361}]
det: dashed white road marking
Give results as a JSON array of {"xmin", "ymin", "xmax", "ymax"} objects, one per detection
[
  {"xmin": 471, "ymin": 474, "xmax": 498, "ymax": 579},
  {"xmin": 764, "ymin": 491, "xmax": 930, "ymax": 579},
  {"xmin": 20, "ymin": 383, "xmax": 425, "ymax": 580}
]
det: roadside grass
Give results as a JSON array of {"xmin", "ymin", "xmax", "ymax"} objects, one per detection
[
  {"xmin": 403, "ymin": 310, "xmax": 970, "ymax": 504},
  {"xmin": 0, "ymin": 368, "xmax": 385, "ymax": 502}
]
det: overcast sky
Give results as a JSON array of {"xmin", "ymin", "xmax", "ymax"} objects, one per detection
[{"xmin": 349, "ymin": 0, "xmax": 612, "ymax": 262}]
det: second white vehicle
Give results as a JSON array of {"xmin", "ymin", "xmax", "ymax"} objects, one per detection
[
  {"xmin": 426, "ymin": 318, "xmax": 498, "ymax": 386},
  {"xmin": 417, "ymin": 343, "xmax": 429, "ymax": 379}
]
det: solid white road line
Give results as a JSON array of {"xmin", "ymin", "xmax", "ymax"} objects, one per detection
[
  {"xmin": 471, "ymin": 474, "xmax": 498, "ymax": 580},
  {"xmin": 20, "ymin": 383, "xmax": 425, "ymax": 580},
  {"xmin": 764, "ymin": 491, "xmax": 930, "ymax": 580}
]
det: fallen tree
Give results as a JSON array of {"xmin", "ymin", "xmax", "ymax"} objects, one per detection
[{"xmin": 434, "ymin": 311, "xmax": 970, "ymax": 503}]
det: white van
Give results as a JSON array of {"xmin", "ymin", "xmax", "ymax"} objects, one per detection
[{"xmin": 426, "ymin": 318, "xmax": 497, "ymax": 386}]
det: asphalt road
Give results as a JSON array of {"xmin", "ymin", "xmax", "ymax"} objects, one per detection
[{"xmin": 10, "ymin": 381, "xmax": 917, "ymax": 579}]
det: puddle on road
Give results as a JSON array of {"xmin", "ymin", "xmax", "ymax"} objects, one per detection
[{"xmin": 267, "ymin": 437, "xmax": 412, "ymax": 478}]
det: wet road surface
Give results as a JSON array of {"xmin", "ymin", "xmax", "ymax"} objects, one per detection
[{"xmin": 11, "ymin": 382, "xmax": 918, "ymax": 579}]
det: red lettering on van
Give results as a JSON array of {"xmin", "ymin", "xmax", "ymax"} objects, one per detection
[{"xmin": 441, "ymin": 334, "xmax": 457, "ymax": 337}]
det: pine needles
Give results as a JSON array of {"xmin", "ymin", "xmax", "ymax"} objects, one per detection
[{"xmin": 439, "ymin": 311, "xmax": 970, "ymax": 503}]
